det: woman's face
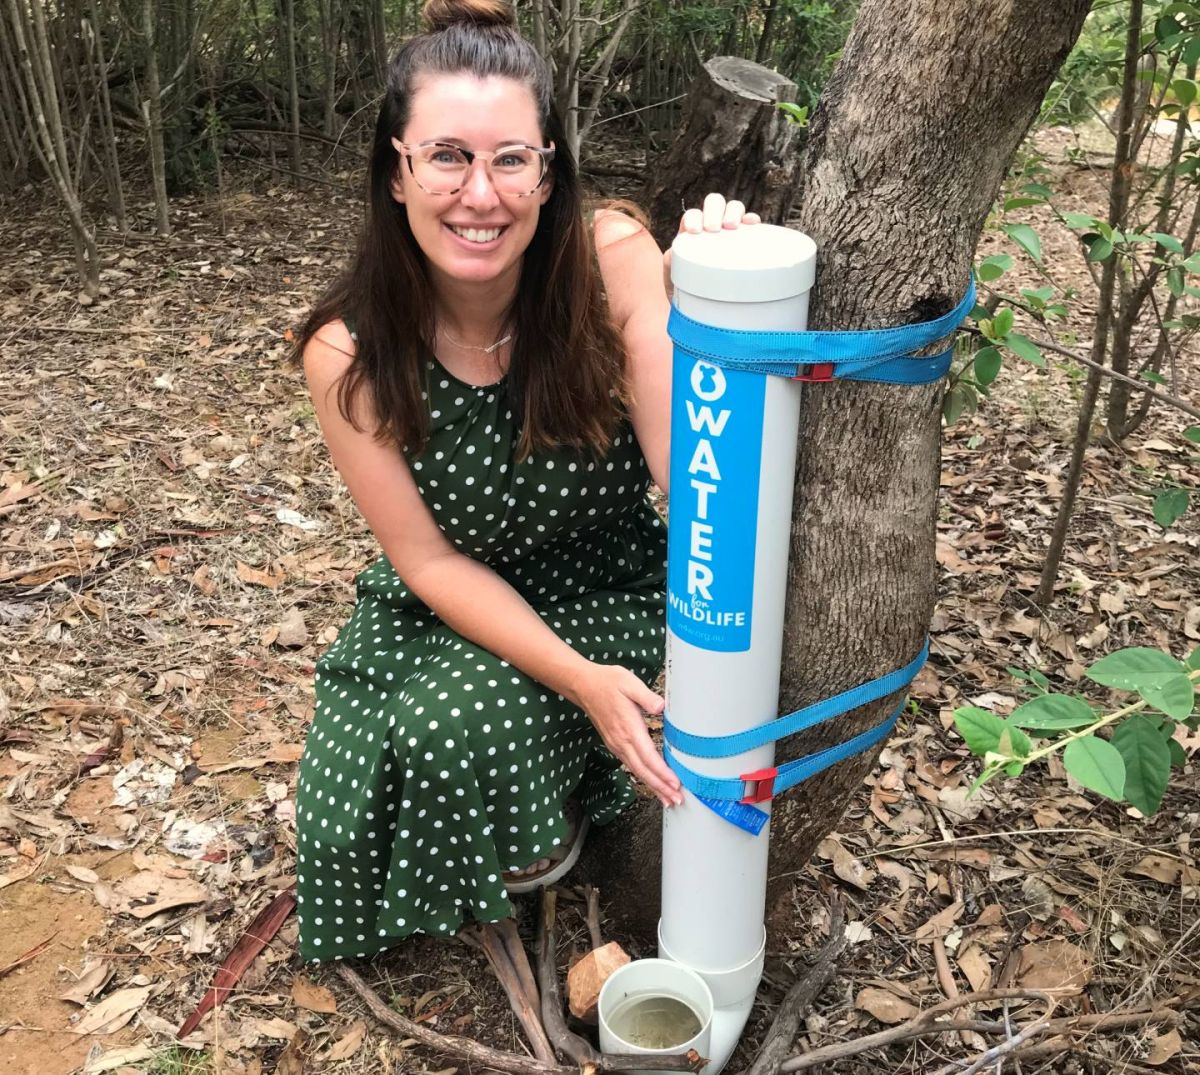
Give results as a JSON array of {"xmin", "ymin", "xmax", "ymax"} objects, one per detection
[{"xmin": 391, "ymin": 73, "xmax": 552, "ymax": 295}]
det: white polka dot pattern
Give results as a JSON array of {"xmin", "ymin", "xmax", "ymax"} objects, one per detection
[{"xmin": 295, "ymin": 357, "xmax": 666, "ymax": 962}]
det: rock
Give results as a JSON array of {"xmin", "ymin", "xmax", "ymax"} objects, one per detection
[{"xmin": 566, "ymin": 941, "xmax": 630, "ymax": 1024}]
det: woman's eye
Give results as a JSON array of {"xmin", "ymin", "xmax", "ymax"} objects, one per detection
[
  {"xmin": 430, "ymin": 148, "xmax": 466, "ymax": 165},
  {"xmin": 496, "ymin": 151, "xmax": 528, "ymax": 169}
]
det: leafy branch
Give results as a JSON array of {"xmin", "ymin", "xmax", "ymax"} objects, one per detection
[{"xmin": 954, "ymin": 647, "xmax": 1200, "ymax": 816}]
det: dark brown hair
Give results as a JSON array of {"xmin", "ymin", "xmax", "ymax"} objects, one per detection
[{"xmin": 294, "ymin": 0, "xmax": 629, "ymax": 460}]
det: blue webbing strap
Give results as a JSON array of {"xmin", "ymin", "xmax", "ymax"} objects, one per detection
[
  {"xmin": 661, "ymin": 644, "xmax": 924, "ymax": 835},
  {"xmin": 658, "ymin": 282, "xmax": 972, "ymax": 832},
  {"xmin": 665, "ymin": 702, "xmax": 904, "ymax": 837},
  {"xmin": 667, "ymin": 279, "xmax": 976, "ymax": 384},
  {"xmin": 664, "ymin": 641, "xmax": 928, "ymax": 758}
]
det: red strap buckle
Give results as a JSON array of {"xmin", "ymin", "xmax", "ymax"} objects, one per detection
[
  {"xmin": 740, "ymin": 767, "xmax": 778, "ymax": 804},
  {"xmin": 794, "ymin": 363, "xmax": 835, "ymax": 383}
]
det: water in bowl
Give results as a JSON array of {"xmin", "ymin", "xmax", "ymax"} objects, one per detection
[{"xmin": 606, "ymin": 992, "xmax": 703, "ymax": 1050}]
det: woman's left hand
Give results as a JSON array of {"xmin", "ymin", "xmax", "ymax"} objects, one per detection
[{"xmin": 678, "ymin": 192, "xmax": 761, "ymax": 234}]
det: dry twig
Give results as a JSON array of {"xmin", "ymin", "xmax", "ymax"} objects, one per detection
[
  {"xmin": 739, "ymin": 896, "xmax": 847, "ymax": 1075},
  {"xmin": 537, "ymin": 888, "xmax": 600, "ymax": 1065}
]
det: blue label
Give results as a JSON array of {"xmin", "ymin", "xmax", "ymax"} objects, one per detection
[{"xmin": 666, "ymin": 349, "xmax": 765, "ymax": 652}]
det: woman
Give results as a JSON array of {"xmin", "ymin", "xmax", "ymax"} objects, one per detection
[{"xmin": 294, "ymin": 0, "xmax": 755, "ymax": 962}]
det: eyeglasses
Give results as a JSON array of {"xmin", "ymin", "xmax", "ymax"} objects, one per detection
[{"xmin": 391, "ymin": 138, "xmax": 555, "ymax": 197}]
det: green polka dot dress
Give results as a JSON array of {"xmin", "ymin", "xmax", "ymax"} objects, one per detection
[{"xmin": 296, "ymin": 355, "xmax": 666, "ymax": 961}]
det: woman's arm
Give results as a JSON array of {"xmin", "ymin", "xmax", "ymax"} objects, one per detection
[
  {"xmin": 304, "ymin": 324, "xmax": 683, "ymax": 807},
  {"xmin": 596, "ymin": 196, "xmax": 759, "ymax": 496},
  {"xmin": 595, "ymin": 210, "xmax": 673, "ymax": 493}
]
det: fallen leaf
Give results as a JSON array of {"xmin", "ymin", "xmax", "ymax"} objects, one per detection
[
  {"xmin": 251, "ymin": 1016, "xmax": 299, "ymax": 1040},
  {"xmin": 65, "ymin": 864, "xmax": 100, "ymax": 884},
  {"xmin": 292, "ymin": 974, "xmax": 337, "ymax": 1014},
  {"xmin": 913, "ymin": 900, "xmax": 964, "ymax": 941},
  {"xmin": 112, "ymin": 872, "xmax": 208, "ymax": 918},
  {"xmin": 818, "ymin": 838, "xmax": 875, "ymax": 891},
  {"xmin": 0, "ymin": 856, "xmax": 40, "ymax": 888},
  {"xmin": 73, "ymin": 985, "xmax": 151, "ymax": 1035},
  {"xmin": 276, "ymin": 1027, "xmax": 308, "ymax": 1075},
  {"xmin": 855, "ymin": 986, "xmax": 919, "ymax": 1024},
  {"xmin": 0, "ymin": 933, "xmax": 56, "ymax": 977},
  {"xmin": 322, "ymin": 1019, "xmax": 366, "ymax": 1062},
  {"xmin": 275, "ymin": 609, "xmax": 309, "ymax": 648},
  {"xmin": 1128, "ymin": 854, "xmax": 1181, "ymax": 885},
  {"xmin": 1015, "ymin": 939, "xmax": 1091, "ymax": 993},
  {"xmin": 236, "ymin": 561, "xmax": 284, "ymax": 589},
  {"xmin": 955, "ymin": 944, "xmax": 992, "ymax": 991},
  {"xmin": 1147, "ymin": 1028, "xmax": 1183, "ymax": 1065},
  {"xmin": 61, "ymin": 959, "xmax": 115, "ymax": 1005},
  {"xmin": 81, "ymin": 1043, "xmax": 156, "ymax": 1073},
  {"xmin": 844, "ymin": 921, "xmax": 873, "ymax": 944}
]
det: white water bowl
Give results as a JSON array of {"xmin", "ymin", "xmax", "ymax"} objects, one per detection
[{"xmin": 598, "ymin": 959, "xmax": 714, "ymax": 1075}]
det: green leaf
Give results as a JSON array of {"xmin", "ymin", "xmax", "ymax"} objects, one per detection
[
  {"xmin": 1153, "ymin": 487, "xmax": 1190, "ymax": 528},
  {"xmin": 1063, "ymin": 736, "xmax": 1126, "ymax": 800},
  {"xmin": 775, "ymin": 102, "xmax": 808, "ymax": 127},
  {"xmin": 1086, "ymin": 235, "xmax": 1114, "ymax": 262},
  {"xmin": 1152, "ymin": 231, "xmax": 1186, "ymax": 253},
  {"xmin": 1023, "ymin": 285, "xmax": 1054, "ymax": 304},
  {"xmin": 992, "ymin": 307, "xmax": 1014, "ymax": 337},
  {"xmin": 1172, "ymin": 79, "xmax": 1197, "ymax": 109},
  {"xmin": 1187, "ymin": 647, "xmax": 1200, "ymax": 672},
  {"xmin": 942, "ymin": 381, "xmax": 977, "ymax": 425},
  {"xmin": 1184, "ymin": 425, "xmax": 1200, "ymax": 444},
  {"xmin": 1022, "ymin": 183, "xmax": 1053, "ymax": 198},
  {"xmin": 1087, "ymin": 647, "xmax": 1195, "ymax": 719},
  {"xmin": 1141, "ymin": 370, "xmax": 1168, "ymax": 386},
  {"xmin": 1005, "ymin": 332, "xmax": 1046, "ymax": 367},
  {"xmin": 1061, "ymin": 211, "xmax": 1098, "ymax": 229},
  {"xmin": 1004, "ymin": 196, "xmax": 1045, "ymax": 211},
  {"xmin": 976, "ymin": 254, "xmax": 1013, "ymax": 282},
  {"xmin": 953, "ymin": 707, "xmax": 1006, "ymax": 755},
  {"xmin": 973, "ymin": 346, "xmax": 1002, "ymax": 387},
  {"xmin": 1169, "ymin": 738, "xmax": 1188, "ymax": 767},
  {"xmin": 1004, "ymin": 223, "xmax": 1042, "ymax": 263},
  {"xmin": 1010, "ymin": 694, "xmax": 1097, "ymax": 731},
  {"xmin": 1183, "ymin": 252, "xmax": 1200, "ymax": 273},
  {"xmin": 1112, "ymin": 716, "xmax": 1172, "ymax": 816},
  {"xmin": 1168, "ymin": 266, "xmax": 1186, "ymax": 297}
]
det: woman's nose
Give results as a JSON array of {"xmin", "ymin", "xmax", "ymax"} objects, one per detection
[{"xmin": 459, "ymin": 157, "xmax": 500, "ymax": 210}]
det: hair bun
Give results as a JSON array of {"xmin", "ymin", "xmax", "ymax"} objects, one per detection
[{"xmin": 422, "ymin": 0, "xmax": 517, "ymax": 32}]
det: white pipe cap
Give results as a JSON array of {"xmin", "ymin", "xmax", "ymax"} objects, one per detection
[{"xmin": 671, "ymin": 224, "xmax": 817, "ymax": 304}]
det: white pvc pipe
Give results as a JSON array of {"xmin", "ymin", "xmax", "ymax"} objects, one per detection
[{"xmin": 659, "ymin": 225, "xmax": 816, "ymax": 1074}]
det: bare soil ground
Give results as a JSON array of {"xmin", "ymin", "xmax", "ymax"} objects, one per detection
[{"xmin": 0, "ymin": 123, "xmax": 1197, "ymax": 1075}]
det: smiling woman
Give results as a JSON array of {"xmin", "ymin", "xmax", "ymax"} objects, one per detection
[
  {"xmin": 287, "ymin": 0, "xmax": 754, "ymax": 967},
  {"xmin": 287, "ymin": 0, "xmax": 686, "ymax": 965}
]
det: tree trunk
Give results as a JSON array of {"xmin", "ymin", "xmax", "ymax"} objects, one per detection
[
  {"xmin": 576, "ymin": 0, "xmax": 1092, "ymax": 944},
  {"xmin": 281, "ymin": 0, "xmax": 301, "ymax": 182},
  {"xmin": 85, "ymin": 0, "xmax": 127, "ymax": 230},
  {"xmin": 644, "ymin": 57, "xmax": 802, "ymax": 249},
  {"xmin": 142, "ymin": 0, "xmax": 170, "ymax": 236}
]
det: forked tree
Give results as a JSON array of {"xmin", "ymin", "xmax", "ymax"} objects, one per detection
[{"xmin": 577, "ymin": 0, "xmax": 1094, "ymax": 939}]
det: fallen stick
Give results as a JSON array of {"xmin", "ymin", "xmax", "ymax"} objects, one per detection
[
  {"xmin": 929, "ymin": 1019, "xmax": 1051, "ymax": 1075},
  {"xmin": 777, "ymin": 992, "xmax": 1184, "ymax": 1072},
  {"xmin": 337, "ymin": 963, "xmax": 705, "ymax": 1074},
  {"xmin": 177, "ymin": 887, "xmax": 296, "ymax": 1038},
  {"xmin": 537, "ymin": 889, "xmax": 600, "ymax": 1066},
  {"xmin": 778, "ymin": 990, "xmax": 1055, "ymax": 1072},
  {"xmin": 738, "ymin": 896, "xmax": 847, "ymax": 1075},
  {"xmin": 462, "ymin": 922, "xmax": 557, "ymax": 1065}
]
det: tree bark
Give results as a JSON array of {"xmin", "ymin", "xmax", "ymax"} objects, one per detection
[
  {"xmin": 142, "ymin": 0, "xmax": 171, "ymax": 236},
  {"xmin": 644, "ymin": 57, "xmax": 802, "ymax": 249},
  {"xmin": 576, "ymin": 0, "xmax": 1092, "ymax": 943}
]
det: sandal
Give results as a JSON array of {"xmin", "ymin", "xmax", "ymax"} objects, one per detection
[{"xmin": 503, "ymin": 801, "xmax": 590, "ymax": 894}]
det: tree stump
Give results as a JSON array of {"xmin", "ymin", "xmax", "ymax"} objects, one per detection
[{"xmin": 644, "ymin": 56, "xmax": 802, "ymax": 247}]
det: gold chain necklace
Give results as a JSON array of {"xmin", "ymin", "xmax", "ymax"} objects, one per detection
[{"xmin": 440, "ymin": 326, "xmax": 513, "ymax": 355}]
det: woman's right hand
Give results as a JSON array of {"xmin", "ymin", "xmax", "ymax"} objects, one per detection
[{"xmin": 574, "ymin": 663, "xmax": 684, "ymax": 808}]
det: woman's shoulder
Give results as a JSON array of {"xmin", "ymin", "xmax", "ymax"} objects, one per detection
[
  {"xmin": 303, "ymin": 317, "xmax": 357, "ymax": 385},
  {"xmin": 592, "ymin": 205, "xmax": 650, "ymax": 250}
]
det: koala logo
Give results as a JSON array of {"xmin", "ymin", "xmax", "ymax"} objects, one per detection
[{"xmin": 690, "ymin": 362, "xmax": 726, "ymax": 402}]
